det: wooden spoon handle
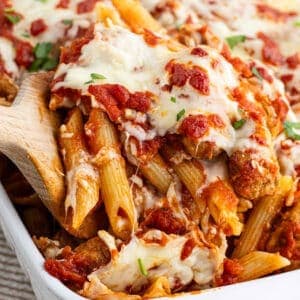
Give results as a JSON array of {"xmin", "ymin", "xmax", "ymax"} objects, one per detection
[{"xmin": 0, "ymin": 73, "xmax": 65, "ymax": 220}]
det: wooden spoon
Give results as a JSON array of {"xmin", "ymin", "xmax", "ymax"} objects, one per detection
[{"xmin": 0, "ymin": 73, "xmax": 101, "ymax": 238}]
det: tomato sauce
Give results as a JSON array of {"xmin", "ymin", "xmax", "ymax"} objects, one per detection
[
  {"xmin": 179, "ymin": 114, "xmax": 209, "ymax": 139},
  {"xmin": 256, "ymin": 4, "xmax": 296, "ymax": 22},
  {"xmin": 60, "ymin": 26, "xmax": 95, "ymax": 64},
  {"xmin": 191, "ymin": 47, "xmax": 208, "ymax": 57},
  {"xmin": 30, "ymin": 19, "xmax": 48, "ymax": 36},
  {"xmin": 181, "ymin": 239, "xmax": 196, "ymax": 260},
  {"xmin": 143, "ymin": 207, "xmax": 186, "ymax": 235},
  {"xmin": 56, "ymin": 0, "xmax": 70, "ymax": 9},
  {"xmin": 216, "ymin": 258, "xmax": 243, "ymax": 286},
  {"xmin": 166, "ymin": 60, "xmax": 210, "ymax": 94},
  {"xmin": 88, "ymin": 84, "xmax": 152, "ymax": 121},
  {"xmin": 257, "ymin": 32, "xmax": 284, "ymax": 66},
  {"xmin": 77, "ymin": 0, "xmax": 99, "ymax": 14}
]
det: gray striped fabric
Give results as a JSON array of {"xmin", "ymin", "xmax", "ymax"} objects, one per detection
[{"xmin": 0, "ymin": 229, "xmax": 35, "ymax": 300}]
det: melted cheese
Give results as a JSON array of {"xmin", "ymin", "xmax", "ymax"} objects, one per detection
[
  {"xmin": 142, "ymin": 0, "xmax": 300, "ymax": 57},
  {"xmin": 0, "ymin": 38, "xmax": 18, "ymax": 77},
  {"xmin": 11, "ymin": 0, "xmax": 97, "ymax": 44},
  {"xmin": 64, "ymin": 148, "xmax": 99, "ymax": 211},
  {"xmin": 89, "ymin": 230, "xmax": 224, "ymax": 293},
  {"xmin": 54, "ymin": 24, "xmax": 252, "ymax": 154}
]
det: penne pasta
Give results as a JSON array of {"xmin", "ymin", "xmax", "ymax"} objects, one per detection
[
  {"xmin": 182, "ymin": 137, "xmax": 221, "ymax": 160},
  {"xmin": 140, "ymin": 154, "xmax": 173, "ymax": 194},
  {"xmin": 0, "ymin": 74, "xmax": 18, "ymax": 106},
  {"xmin": 59, "ymin": 108, "xmax": 100, "ymax": 230},
  {"xmin": 237, "ymin": 251, "xmax": 290, "ymax": 282},
  {"xmin": 143, "ymin": 277, "xmax": 171, "ymax": 298},
  {"xmin": 232, "ymin": 176, "xmax": 293, "ymax": 258},
  {"xmin": 202, "ymin": 180, "xmax": 243, "ymax": 236},
  {"xmin": 3, "ymin": 1, "xmax": 300, "ymax": 297},
  {"xmin": 111, "ymin": 0, "xmax": 163, "ymax": 34},
  {"xmin": 161, "ymin": 144, "xmax": 206, "ymax": 200},
  {"xmin": 86, "ymin": 109, "xmax": 136, "ymax": 240},
  {"xmin": 96, "ymin": 2, "xmax": 127, "ymax": 27}
]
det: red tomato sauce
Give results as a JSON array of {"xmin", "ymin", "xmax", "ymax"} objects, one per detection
[
  {"xmin": 143, "ymin": 207, "xmax": 186, "ymax": 235},
  {"xmin": 257, "ymin": 32, "xmax": 284, "ymax": 66},
  {"xmin": 30, "ymin": 19, "xmax": 48, "ymax": 36}
]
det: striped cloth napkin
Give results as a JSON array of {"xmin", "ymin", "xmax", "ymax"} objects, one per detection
[{"xmin": 0, "ymin": 228, "xmax": 35, "ymax": 300}]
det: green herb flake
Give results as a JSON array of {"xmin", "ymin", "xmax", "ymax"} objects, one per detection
[
  {"xmin": 91, "ymin": 73, "xmax": 106, "ymax": 80},
  {"xmin": 42, "ymin": 58, "xmax": 58, "ymax": 71},
  {"xmin": 284, "ymin": 121, "xmax": 300, "ymax": 140},
  {"xmin": 35, "ymin": 0, "xmax": 48, "ymax": 3},
  {"xmin": 176, "ymin": 109, "xmax": 185, "ymax": 121},
  {"xmin": 29, "ymin": 42, "xmax": 58, "ymax": 72},
  {"xmin": 252, "ymin": 67, "xmax": 263, "ymax": 82},
  {"xmin": 21, "ymin": 32, "xmax": 30, "ymax": 38},
  {"xmin": 137, "ymin": 258, "xmax": 148, "ymax": 276},
  {"xmin": 226, "ymin": 35, "xmax": 246, "ymax": 50},
  {"xmin": 84, "ymin": 80, "xmax": 94, "ymax": 85},
  {"xmin": 34, "ymin": 42, "xmax": 53, "ymax": 59},
  {"xmin": 233, "ymin": 119, "xmax": 246, "ymax": 130},
  {"xmin": 294, "ymin": 21, "xmax": 300, "ymax": 27},
  {"xmin": 62, "ymin": 19, "xmax": 73, "ymax": 26},
  {"xmin": 5, "ymin": 13, "xmax": 21, "ymax": 24},
  {"xmin": 170, "ymin": 96, "xmax": 177, "ymax": 103}
]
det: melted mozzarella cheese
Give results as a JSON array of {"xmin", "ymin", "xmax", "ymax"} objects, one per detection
[
  {"xmin": 202, "ymin": 158, "xmax": 228, "ymax": 185},
  {"xmin": 0, "ymin": 38, "xmax": 18, "ymax": 77},
  {"xmin": 54, "ymin": 24, "xmax": 245, "ymax": 153},
  {"xmin": 63, "ymin": 146, "xmax": 99, "ymax": 211},
  {"xmin": 142, "ymin": 0, "xmax": 300, "ymax": 57},
  {"xmin": 11, "ymin": 0, "xmax": 97, "ymax": 44},
  {"xmin": 89, "ymin": 230, "xmax": 224, "ymax": 293},
  {"xmin": 276, "ymin": 133, "xmax": 300, "ymax": 177}
]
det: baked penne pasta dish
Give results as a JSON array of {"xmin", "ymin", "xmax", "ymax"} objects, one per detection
[{"xmin": 1, "ymin": 0, "xmax": 300, "ymax": 298}]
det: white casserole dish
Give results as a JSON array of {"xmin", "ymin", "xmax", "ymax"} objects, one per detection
[{"xmin": 0, "ymin": 182, "xmax": 300, "ymax": 300}]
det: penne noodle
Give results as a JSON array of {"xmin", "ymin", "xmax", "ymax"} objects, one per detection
[
  {"xmin": 161, "ymin": 144, "xmax": 205, "ymax": 200},
  {"xmin": 95, "ymin": 2, "xmax": 127, "ymax": 27},
  {"xmin": 0, "ymin": 73, "xmax": 18, "ymax": 106},
  {"xmin": 111, "ymin": 0, "xmax": 163, "ymax": 34},
  {"xmin": 232, "ymin": 176, "xmax": 293, "ymax": 258},
  {"xmin": 202, "ymin": 180, "xmax": 243, "ymax": 236},
  {"xmin": 182, "ymin": 137, "xmax": 221, "ymax": 160},
  {"xmin": 140, "ymin": 154, "xmax": 173, "ymax": 194},
  {"xmin": 237, "ymin": 251, "xmax": 290, "ymax": 282},
  {"xmin": 59, "ymin": 108, "xmax": 100, "ymax": 230},
  {"xmin": 266, "ymin": 189, "xmax": 300, "ymax": 257},
  {"xmin": 86, "ymin": 109, "xmax": 136, "ymax": 240},
  {"xmin": 143, "ymin": 277, "xmax": 171, "ymax": 298}
]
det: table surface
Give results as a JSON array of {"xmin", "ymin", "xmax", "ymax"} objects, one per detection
[{"xmin": 0, "ymin": 228, "xmax": 35, "ymax": 300}]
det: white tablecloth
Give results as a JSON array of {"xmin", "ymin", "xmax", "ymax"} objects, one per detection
[{"xmin": 0, "ymin": 228, "xmax": 35, "ymax": 300}]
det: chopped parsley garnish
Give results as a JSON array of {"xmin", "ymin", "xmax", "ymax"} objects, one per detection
[
  {"xmin": 283, "ymin": 121, "xmax": 300, "ymax": 140},
  {"xmin": 84, "ymin": 73, "xmax": 106, "ymax": 84},
  {"xmin": 176, "ymin": 109, "xmax": 185, "ymax": 121},
  {"xmin": 34, "ymin": 42, "xmax": 52, "ymax": 58},
  {"xmin": 233, "ymin": 119, "xmax": 246, "ymax": 130},
  {"xmin": 5, "ymin": 13, "xmax": 21, "ymax": 24},
  {"xmin": 91, "ymin": 73, "xmax": 106, "ymax": 80},
  {"xmin": 137, "ymin": 258, "xmax": 148, "ymax": 276},
  {"xmin": 35, "ymin": 0, "xmax": 48, "ymax": 3},
  {"xmin": 29, "ymin": 42, "xmax": 58, "ymax": 72},
  {"xmin": 251, "ymin": 67, "xmax": 263, "ymax": 82},
  {"xmin": 62, "ymin": 19, "xmax": 73, "ymax": 26},
  {"xmin": 294, "ymin": 21, "xmax": 300, "ymax": 27},
  {"xmin": 226, "ymin": 35, "xmax": 246, "ymax": 50},
  {"xmin": 170, "ymin": 96, "xmax": 177, "ymax": 103},
  {"xmin": 21, "ymin": 32, "xmax": 30, "ymax": 38}
]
